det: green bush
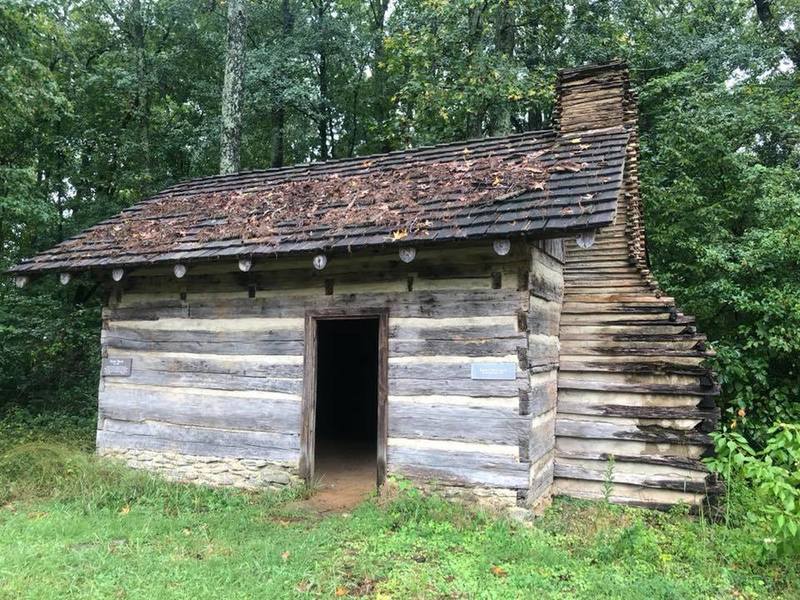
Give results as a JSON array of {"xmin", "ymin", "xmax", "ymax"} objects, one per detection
[
  {"xmin": 0, "ymin": 283, "xmax": 102, "ymax": 416},
  {"xmin": 642, "ymin": 70, "xmax": 800, "ymax": 445},
  {"xmin": 0, "ymin": 406, "xmax": 96, "ymax": 453},
  {"xmin": 706, "ymin": 423, "xmax": 800, "ymax": 556}
]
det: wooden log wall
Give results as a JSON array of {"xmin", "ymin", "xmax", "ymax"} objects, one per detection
[
  {"xmin": 553, "ymin": 64, "xmax": 720, "ymax": 510},
  {"xmin": 96, "ymin": 240, "xmax": 564, "ymax": 506}
]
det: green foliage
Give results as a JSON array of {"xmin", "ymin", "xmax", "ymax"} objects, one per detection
[
  {"xmin": 641, "ymin": 64, "xmax": 800, "ymax": 442},
  {"xmin": 0, "ymin": 281, "xmax": 101, "ymax": 415},
  {"xmin": 0, "ymin": 406, "xmax": 96, "ymax": 454},
  {"xmin": 706, "ymin": 424, "xmax": 800, "ymax": 556},
  {"xmin": 0, "ymin": 2, "xmax": 798, "ymax": 556},
  {"xmin": 602, "ymin": 454, "xmax": 616, "ymax": 503},
  {"xmin": 1, "ymin": 0, "xmax": 796, "ymax": 448}
]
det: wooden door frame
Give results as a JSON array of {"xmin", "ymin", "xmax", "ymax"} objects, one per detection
[{"xmin": 299, "ymin": 307, "xmax": 389, "ymax": 487}]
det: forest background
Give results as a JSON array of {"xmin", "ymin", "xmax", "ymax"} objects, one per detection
[{"xmin": 1, "ymin": 0, "xmax": 798, "ymax": 449}]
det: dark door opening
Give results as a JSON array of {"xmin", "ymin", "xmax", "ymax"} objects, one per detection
[{"xmin": 313, "ymin": 318, "xmax": 379, "ymax": 497}]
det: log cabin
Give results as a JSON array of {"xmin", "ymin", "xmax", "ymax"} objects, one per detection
[{"xmin": 9, "ymin": 62, "xmax": 720, "ymax": 513}]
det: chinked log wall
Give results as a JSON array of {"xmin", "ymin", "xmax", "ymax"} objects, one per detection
[
  {"xmin": 96, "ymin": 240, "xmax": 564, "ymax": 507},
  {"xmin": 552, "ymin": 63, "xmax": 720, "ymax": 509}
]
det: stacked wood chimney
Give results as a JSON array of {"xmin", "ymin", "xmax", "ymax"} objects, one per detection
[{"xmin": 552, "ymin": 63, "xmax": 721, "ymax": 510}]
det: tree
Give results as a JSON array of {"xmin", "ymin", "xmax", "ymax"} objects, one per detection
[
  {"xmin": 368, "ymin": 0, "xmax": 392, "ymax": 151},
  {"xmin": 270, "ymin": 0, "xmax": 294, "ymax": 167},
  {"xmin": 753, "ymin": 0, "xmax": 800, "ymax": 66},
  {"xmin": 0, "ymin": 0, "xmax": 797, "ymax": 448},
  {"xmin": 220, "ymin": 0, "xmax": 247, "ymax": 174}
]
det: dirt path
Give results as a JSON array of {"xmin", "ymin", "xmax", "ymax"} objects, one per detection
[{"xmin": 300, "ymin": 441, "xmax": 377, "ymax": 514}]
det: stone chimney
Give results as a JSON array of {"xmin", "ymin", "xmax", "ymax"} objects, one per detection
[{"xmin": 553, "ymin": 62, "xmax": 635, "ymax": 133}]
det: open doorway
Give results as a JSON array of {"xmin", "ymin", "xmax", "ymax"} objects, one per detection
[{"xmin": 301, "ymin": 311, "xmax": 387, "ymax": 508}]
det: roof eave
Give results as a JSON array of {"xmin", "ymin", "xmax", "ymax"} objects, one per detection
[{"xmin": 6, "ymin": 216, "xmax": 616, "ymax": 277}]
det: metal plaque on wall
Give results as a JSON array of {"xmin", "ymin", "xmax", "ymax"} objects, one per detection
[
  {"xmin": 102, "ymin": 357, "xmax": 132, "ymax": 377},
  {"xmin": 470, "ymin": 362, "xmax": 517, "ymax": 380}
]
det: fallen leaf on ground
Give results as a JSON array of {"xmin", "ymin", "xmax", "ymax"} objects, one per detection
[{"xmin": 490, "ymin": 565, "xmax": 508, "ymax": 577}]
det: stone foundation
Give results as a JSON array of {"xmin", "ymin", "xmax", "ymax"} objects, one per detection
[
  {"xmin": 433, "ymin": 484, "xmax": 518, "ymax": 511},
  {"xmin": 99, "ymin": 449, "xmax": 301, "ymax": 490},
  {"xmin": 403, "ymin": 480, "xmax": 549, "ymax": 523}
]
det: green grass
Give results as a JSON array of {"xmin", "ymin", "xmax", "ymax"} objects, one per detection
[{"xmin": 0, "ymin": 444, "xmax": 797, "ymax": 599}]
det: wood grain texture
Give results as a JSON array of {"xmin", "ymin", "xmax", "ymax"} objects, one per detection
[
  {"xmin": 97, "ymin": 418, "xmax": 300, "ymax": 461},
  {"xmin": 389, "ymin": 402, "xmax": 529, "ymax": 445},
  {"xmin": 99, "ymin": 385, "xmax": 300, "ymax": 433},
  {"xmin": 388, "ymin": 446, "xmax": 528, "ymax": 489},
  {"xmin": 93, "ymin": 241, "xmax": 565, "ymax": 500},
  {"xmin": 554, "ymin": 101, "xmax": 719, "ymax": 506}
]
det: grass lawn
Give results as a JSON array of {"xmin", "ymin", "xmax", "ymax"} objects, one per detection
[{"xmin": 0, "ymin": 442, "xmax": 797, "ymax": 599}]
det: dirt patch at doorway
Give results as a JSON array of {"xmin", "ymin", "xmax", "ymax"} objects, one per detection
[{"xmin": 297, "ymin": 441, "xmax": 377, "ymax": 514}]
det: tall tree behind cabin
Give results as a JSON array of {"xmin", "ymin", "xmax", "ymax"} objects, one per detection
[
  {"xmin": 220, "ymin": 0, "xmax": 247, "ymax": 174},
  {"xmin": 270, "ymin": 0, "xmax": 294, "ymax": 167}
]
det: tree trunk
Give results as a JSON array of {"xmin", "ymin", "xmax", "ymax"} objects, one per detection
[
  {"xmin": 370, "ymin": 0, "xmax": 391, "ymax": 152},
  {"xmin": 315, "ymin": 0, "xmax": 330, "ymax": 161},
  {"xmin": 220, "ymin": 0, "xmax": 247, "ymax": 175},
  {"xmin": 318, "ymin": 55, "xmax": 329, "ymax": 161},
  {"xmin": 465, "ymin": 1, "xmax": 488, "ymax": 138},
  {"xmin": 270, "ymin": 106, "xmax": 285, "ymax": 168},
  {"xmin": 270, "ymin": 0, "xmax": 293, "ymax": 168},
  {"xmin": 488, "ymin": 0, "xmax": 515, "ymax": 136},
  {"xmin": 753, "ymin": 0, "xmax": 800, "ymax": 66},
  {"xmin": 130, "ymin": 0, "xmax": 151, "ymax": 183}
]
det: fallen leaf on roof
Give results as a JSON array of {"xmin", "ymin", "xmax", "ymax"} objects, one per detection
[
  {"xmin": 76, "ymin": 154, "xmax": 555, "ymax": 253},
  {"xmin": 551, "ymin": 160, "xmax": 585, "ymax": 173}
]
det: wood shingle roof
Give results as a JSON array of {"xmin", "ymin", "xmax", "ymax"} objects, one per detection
[{"xmin": 10, "ymin": 126, "xmax": 629, "ymax": 274}]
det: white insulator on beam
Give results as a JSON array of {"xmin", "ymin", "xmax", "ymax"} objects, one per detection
[
  {"xmin": 312, "ymin": 254, "xmax": 327, "ymax": 270},
  {"xmin": 399, "ymin": 247, "xmax": 416, "ymax": 263},
  {"xmin": 59, "ymin": 272, "xmax": 71, "ymax": 285},
  {"xmin": 111, "ymin": 268, "xmax": 125, "ymax": 282},
  {"xmin": 575, "ymin": 229, "xmax": 597, "ymax": 249},
  {"xmin": 492, "ymin": 239, "xmax": 511, "ymax": 256},
  {"xmin": 14, "ymin": 275, "xmax": 29, "ymax": 289},
  {"xmin": 173, "ymin": 264, "xmax": 187, "ymax": 279},
  {"xmin": 238, "ymin": 257, "xmax": 253, "ymax": 272}
]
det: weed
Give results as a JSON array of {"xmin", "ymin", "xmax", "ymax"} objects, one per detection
[{"xmin": 602, "ymin": 454, "xmax": 616, "ymax": 503}]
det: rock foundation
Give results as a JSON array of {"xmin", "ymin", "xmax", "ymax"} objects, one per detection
[
  {"xmin": 99, "ymin": 449, "xmax": 301, "ymax": 489},
  {"xmin": 409, "ymin": 481, "xmax": 548, "ymax": 522}
]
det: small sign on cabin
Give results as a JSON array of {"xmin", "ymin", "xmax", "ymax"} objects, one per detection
[
  {"xmin": 103, "ymin": 357, "xmax": 132, "ymax": 377},
  {"xmin": 470, "ymin": 362, "xmax": 517, "ymax": 380}
]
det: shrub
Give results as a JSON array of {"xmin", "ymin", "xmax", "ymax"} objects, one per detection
[
  {"xmin": 0, "ymin": 406, "xmax": 96, "ymax": 454},
  {"xmin": 706, "ymin": 423, "xmax": 800, "ymax": 556}
]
